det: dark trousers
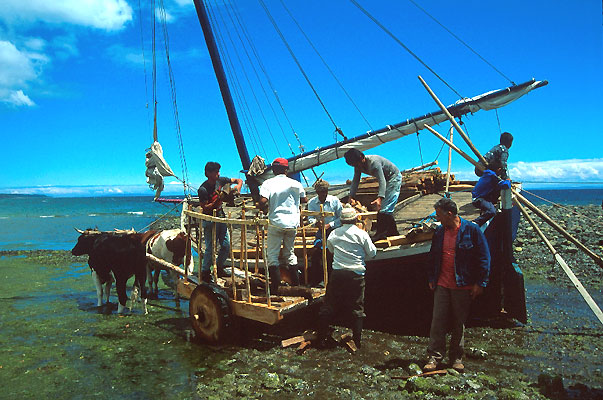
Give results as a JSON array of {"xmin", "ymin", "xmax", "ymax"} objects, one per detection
[
  {"xmin": 427, "ymin": 286, "xmax": 472, "ymax": 362},
  {"xmin": 319, "ymin": 269, "xmax": 365, "ymax": 323},
  {"xmin": 472, "ymin": 197, "xmax": 497, "ymax": 226}
]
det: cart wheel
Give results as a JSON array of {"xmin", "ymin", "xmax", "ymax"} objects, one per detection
[{"xmin": 189, "ymin": 283, "xmax": 230, "ymax": 343}]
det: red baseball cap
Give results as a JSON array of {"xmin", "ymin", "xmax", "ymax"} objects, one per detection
[{"xmin": 272, "ymin": 157, "xmax": 289, "ymax": 167}]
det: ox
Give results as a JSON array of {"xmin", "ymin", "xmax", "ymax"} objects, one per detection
[
  {"xmin": 145, "ymin": 229, "xmax": 194, "ymax": 303},
  {"xmin": 72, "ymin": 229, "xmax": 148, "ymax": 314}
]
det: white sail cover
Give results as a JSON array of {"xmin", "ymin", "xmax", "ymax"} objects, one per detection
[
  {"xmin": 145, "ymin": 141, "xmax": 175, "ymax": 199},
  {"xmin": 252, "ymin": 79, "xmax": 546, "ymax": 184}
]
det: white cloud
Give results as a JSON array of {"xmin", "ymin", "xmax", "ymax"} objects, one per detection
[
  {"xmin": 0, "ymin": 40, "xmax": 48, "ymax": 106},
  {"xmin": 453, "ymin": 158, "xmax": 603, "ymax": 183},
  {"xmin": 510, "ymin": 159, "xmax": 602, "ymax": 182},
  {"xmin": 0, "ymin": 1, "xmax": 133, "ymax": 107},
  {"xmin": 0, "ymin": 0, "xmax": 133, "ymax": 31},
  {"xmin": 1, "ymin": 184, "xmax": 186, "ymax": 197},
  {"xmin": 2, "ymin": 90, "xmax": 35, "ymax": 106}
]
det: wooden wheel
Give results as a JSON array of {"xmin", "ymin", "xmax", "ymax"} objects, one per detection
[{"xmin": 189, "ymin": 284, "xmax": 230, "ymax": 343}]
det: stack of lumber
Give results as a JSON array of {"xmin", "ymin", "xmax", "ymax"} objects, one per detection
[{"xmin": 348, "ymin": 168, "xmax": 472, "ymax": 206}]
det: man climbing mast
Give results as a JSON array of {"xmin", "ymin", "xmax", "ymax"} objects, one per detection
[{"xmin": 344, "ymin": 149, "xmax": 402, "ymax": 242}]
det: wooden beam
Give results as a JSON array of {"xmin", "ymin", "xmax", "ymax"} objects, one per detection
[
  {"xmin": 418, "ymin": 75, "xmax": 488, "ymax": 166},
  {"xmin": 514, "ymin": 200, "xmax": 603, "ymax": 325},
  {"xmin": 184, "ymin": 209, "xmax": 269, "ymax": 226}
]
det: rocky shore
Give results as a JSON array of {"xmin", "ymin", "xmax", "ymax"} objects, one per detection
[
  {"xmin": 4, "ymin": 205, "xmax": 600, "ymax": 399},
  {"xmin": 514, "ymin": 204, "xmax": 603, "ymax": 289}
]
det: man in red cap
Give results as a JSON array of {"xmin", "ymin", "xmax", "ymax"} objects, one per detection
[{"xmin": 257, "ymin": 157, "xmax": 307, "ymax": 293}]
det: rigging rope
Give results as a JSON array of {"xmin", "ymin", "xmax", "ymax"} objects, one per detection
[
  {"xmin": 206, "ymin": 0, "xmax": 265, "ymax": 158},
  {"xmin": 158, "ymin": 0, "xmax": 190, "ymax": 193},
  {"xmin": 278, "ymin": 0, "xmax": 374, "ymax": 132},
  {"xmin": 258, "ymin": 0, "xmax": 343, "ymax": 133},
  {"xmin": 349, "ymin": 0, "xmax": 464, "ymax": 100},
  {"xmin": 228, "ymin": 0, "xmax": 306, "ymax": 156},
  {"xmin": 136, "ymin": 0, "xmax": 151, "ymax": 132},
  {"xmin": 215, "ymin": 0, "xmax": 284, "ymax": 156},
  {"xmin": 406, "ymin": 0, "xmax": 516, "ymax": 86}
]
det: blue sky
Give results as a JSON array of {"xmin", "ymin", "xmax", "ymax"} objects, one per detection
[{"xmin": 1, "ymin": 0, "xmax": 602, "ymax": 197}]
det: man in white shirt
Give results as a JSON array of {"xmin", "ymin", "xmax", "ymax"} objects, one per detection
[
  {"xmin": 307, "ymin": 179, "xmax": 342, "ymax": 286},
  {"xmin": 258, "ymin": 158, "xmax": 308, "ymax": 293},
  {"xmin": 317, "ymin": 206, "xmax": 377, "ymax": 349}
]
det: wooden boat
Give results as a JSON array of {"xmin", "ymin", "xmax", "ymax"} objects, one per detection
[{"xmin": 146, "ymin": 0, "xmax": 546, "ymax": 342}]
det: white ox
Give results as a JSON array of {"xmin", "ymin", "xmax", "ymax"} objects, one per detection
[{"xmin": 145, "ymin": 229, "xmax": 194, "ymax": 303}]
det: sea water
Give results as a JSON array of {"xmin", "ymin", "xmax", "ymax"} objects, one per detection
[
  {"xmin": 0, "ymin": 196, "xmax": 181, "ymax": 250},
  {"xmin": 0, "ymin": 188, "xmax": 601, "ymax": 251}
]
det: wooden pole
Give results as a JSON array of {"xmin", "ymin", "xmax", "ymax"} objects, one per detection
[
  {"xmin": 418, "ymin": 75, "xmax": 488, "ymax": 166},
  {"xmin": 300, "ymin": 207, "xmax": 309, "ymax": 285},
  {"xmin": 321, "ymin": 204, "xmax": 328, "ymax": 288},
  {"xmin": 184, "ymin": 216, "xmax": 192, "ymax": 276},
  {"xmin": 211, "ymin": 209, "xmax": 218, "ymax": 283},
  {"xmin": 514, "ymin": 200, "xmax": 603, "ymax": 325},
  {"xmin": 513, "ymin": 190, "xmax": 603, "ymax": 267},
  {"xmin": 424, "ymin": 124, "xmax": 481, "ymax": 170},
  {"xmin": 261, "ymin": 223, "xmax": 271, "ymax": 306},
  {"xmin": 445, "ymin": 124, "xmax": 454, "ymax": 196},
  {"xmin": 227, "ymin": 211, "xmax": 236, "ymax": 300},
  {"xmin": 255, "ymin": 222, "xmax": 260, "ymax": 274},
  {"xmin": 241, "ymin": 205, "xmax": 251, "ymax": 303},
  {"xmin": 198, "ymin": 217, "xmax": 203, "ymax": 283}
]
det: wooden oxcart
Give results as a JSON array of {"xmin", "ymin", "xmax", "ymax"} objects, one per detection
[{"xmin": 149, "ymin": 205, "xmax": 334, "ymax": 343}]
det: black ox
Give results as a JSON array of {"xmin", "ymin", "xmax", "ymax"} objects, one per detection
[{"xmin": 72, "ymin": 229, "xmax": 149, "ymax": 314}]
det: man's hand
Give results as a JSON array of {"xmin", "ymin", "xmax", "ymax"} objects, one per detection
[
  {"xmin": 470, "ymin": 284, "xmax": 484, "ymax": 299},
  {"xmin": 370, "ymin": 197, "xmax": 382, "ymax": 211},
  {"xmin": 428, "ymin": 282, "xmax": 435, "ymax": 291},
  {"xmin": 349, "ymin": 198, "xmax": 358, "ymax": 207}
]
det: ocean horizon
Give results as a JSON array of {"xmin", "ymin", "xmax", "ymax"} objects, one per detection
[{"xmin": 0, "ymin": 188, "xmax": 600, "ymax": 251}]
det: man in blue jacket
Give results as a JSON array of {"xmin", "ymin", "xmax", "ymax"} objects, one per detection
[{"xmin": 424, "ymin": 198, "xmax": 490, "ymax": 372}]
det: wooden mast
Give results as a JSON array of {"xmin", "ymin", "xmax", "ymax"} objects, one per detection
[{"xmin": 192, "ymin": 0, "xmax": 251, "ymax": 170}]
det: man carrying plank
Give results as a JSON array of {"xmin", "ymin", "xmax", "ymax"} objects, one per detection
[
  {"xmin": 258, "ymin": 158, "xmax": 308, "ymax": 293},
  {"xmin": 198, "ymin": 161, "xmax": 243, "ymax": 282},
  {"xmin": 344, "ymin": 149, "xmax": 401, "ymax": 242},
  {"xmin": 316, "ymin": 206, "xmax": 377, "ymax": 349}
]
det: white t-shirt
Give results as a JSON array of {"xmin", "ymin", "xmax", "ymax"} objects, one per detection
[
  {"xmin": 326, "ymin": 224, "xmax": 377, "ymax": 275},
  {"xmin": 259, "ymin": 174, "xmax": 306, "ymax": 229},
  {"xmin": 307, "ymin": 195, "xmax": 343, "ymax": 230}
]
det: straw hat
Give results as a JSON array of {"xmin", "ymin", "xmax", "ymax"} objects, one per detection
[{"xmin": 340, "ymin": 206, "xmax": 358, "ymax": 223}]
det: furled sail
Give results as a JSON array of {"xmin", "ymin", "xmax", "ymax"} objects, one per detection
[
  {"xmin": 145, "ymin": 141, "xmax": 175, "ymax": 199},
  {"xmin": 251, "ymin": 79, "xmax": 546, "ymax": 184}
]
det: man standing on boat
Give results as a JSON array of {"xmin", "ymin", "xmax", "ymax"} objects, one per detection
[
  {"xmin": 317, "ymin": 206, "xmax": 376, "ymax": 349},
  {"xmin": 424, "ymin": 197, "xmax": 490, "ymax": 372},
  {"xmin": 257, "ymin": 158, "xmax": 307, "ymax": 293},
  {"xmin": 472, "ymin": 132, "xmax": 513, "ymax": 225},
  {"xmin": 344, "ymin": 149, "xmax": 401, "ymax": 242},
  {"xmin": 198, "ymin": 161, "xmax": 243, "ymax": 282},
  {"xmin": 307, "ymin": 179, "xmax": 343, "ymax": 286}
]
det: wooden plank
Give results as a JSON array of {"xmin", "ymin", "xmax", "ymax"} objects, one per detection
[
  {"xmin": 177, "ymin": 279, "xmax": 195, "ymax": 300},
  {"xmin": 281, "ymin": 332, "xmax": 317, "ymax": 348},
  {"xmin": 229, "ymin": 300, "xmax": 283, "ymax": 325},
  {"xmin": 296, "ymin": 341, "xmax": 312, "ymax": 355},
  {"xmin": 339, "ymin": 333, "xmax": 357, "ymax": 354},
  {"xmin": 184, "ymin": 209, "xmax": 269, "ymax": 226}
]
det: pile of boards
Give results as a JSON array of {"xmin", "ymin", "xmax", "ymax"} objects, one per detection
[{"xmin": 348, "ymin": 167, "xmax": 472, "ymax": 205}]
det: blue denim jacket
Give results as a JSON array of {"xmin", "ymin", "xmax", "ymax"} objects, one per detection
[{"xmin": 427, "ymin": 218, "xmax": 491, "ymax": 287}]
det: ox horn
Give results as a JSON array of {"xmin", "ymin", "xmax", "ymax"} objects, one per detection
[{"xmin": 75, "ymin": 228, "xmax": 85, "ymax": 234}]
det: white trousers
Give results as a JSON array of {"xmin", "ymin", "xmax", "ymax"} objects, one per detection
[{"xmin": 266, "ymin": 225, "xmax": 298, "ymax": 267}]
